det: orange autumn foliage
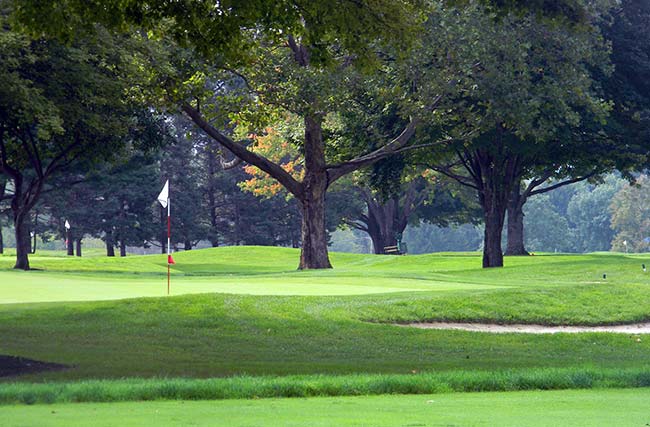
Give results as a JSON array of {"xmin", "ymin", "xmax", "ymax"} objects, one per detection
[{"xmin": 240, "ymin": 127, "xmax": 304, "ymax": 198}]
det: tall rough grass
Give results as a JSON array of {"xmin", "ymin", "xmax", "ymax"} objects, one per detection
[{"xmin": 3, "ymin": 367, "xmax": 650, "ymax": 405}]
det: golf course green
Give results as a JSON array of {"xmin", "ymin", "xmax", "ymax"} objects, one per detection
[{"xmin": 1, "ymin": 247, "xmax": 650, "ymax": 424}]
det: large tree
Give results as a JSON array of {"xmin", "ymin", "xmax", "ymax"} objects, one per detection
[
  {"xmin": 12, "ymin": 0, "xmax": 430, "ymax": 269},
  {"xmin": 502, "ymin": 139, "xmax": 608, "ymax": 257},
  {"xmin": 0, "ymin": 19, "xmax": 146, "ymax": 269},
  {"xmin": 423, "ymin": 2, "xmax": 613, "ymax": 267},
  {"xmin": 503, "ymin": 0, "xmax": 650, "ymax": 256}
]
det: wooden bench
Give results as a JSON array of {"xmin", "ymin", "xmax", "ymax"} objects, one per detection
[
  {"xmin": 384, "ymin": 245, "xmax": 402, "ymax": 255},
  {"xmin": 384, "ymin": 245, "xmax": 399, "ymax": 254},
  {"xmin": 384, "ymin": 243, "xmax": 408, "ymax": 255}
]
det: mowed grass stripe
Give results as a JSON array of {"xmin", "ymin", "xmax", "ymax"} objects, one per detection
[{"xmin": 4, "ymin": 388, "xmax": 650, "ymax": 427}]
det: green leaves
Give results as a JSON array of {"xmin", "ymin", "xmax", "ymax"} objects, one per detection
[{"xmin": 11, "ymin": 0, "xmax": 423, "ymax": 69}]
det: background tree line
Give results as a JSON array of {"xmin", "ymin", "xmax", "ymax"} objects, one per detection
[
  {"xmin": 1, "ymin": 0, "xmax": 650, "ymax": 270},
  {"xmin": 332, "ymin": 172, "xmax": 645, "ymax": 255}
]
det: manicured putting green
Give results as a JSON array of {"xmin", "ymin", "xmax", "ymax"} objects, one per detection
[
  {"xmin": 0, "ymin": 247, "xmax": 512, "ymax": 303},
  {"xmin": 2, "ymin": 246, "xmax": 647, "ymax": 303},
  {"xmin": 4, "ymin": 388, "xmax": 650, "ymax": 427},
  {"xmin": 0, "ymin": 270, "xmax": 503, "ymax": 303}
]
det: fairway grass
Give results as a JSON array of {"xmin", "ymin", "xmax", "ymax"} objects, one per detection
[
  {"xmin": 3, "ymin": 247, "xmax": 650, "ymax": 404},
  {"xmin": 4, "ymin": 388, "xmax": 650, "ymax": 427}
]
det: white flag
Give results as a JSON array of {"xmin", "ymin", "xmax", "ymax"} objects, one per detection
[
  {"xmin": 64, "ymin": 220, "xmax": 71, "ymax": 230},
  {"xmin": 157, "ymin": 180, "xmax": 169, "ymax": 208}
]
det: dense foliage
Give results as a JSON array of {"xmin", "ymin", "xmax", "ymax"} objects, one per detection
[{"xmin": 1, "ymin": 0, "xmax": 649, "ymax": 268}]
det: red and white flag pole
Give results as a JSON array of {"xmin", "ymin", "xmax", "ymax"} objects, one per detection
[
  {"xmin": 167, "ymin": 196, "xmax": 171, "ymax": 295},
  {"xmin": 157, "ymin": 180, "xmax": 175, "ymax": 295}
]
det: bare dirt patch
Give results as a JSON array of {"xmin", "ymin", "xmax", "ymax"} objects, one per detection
[
  {"xmin": 402, "ymin": 322, "xmax": 650, "ymax": 334},
  {"xmin": 0, "ymin": 355, "xmax": 70, "ymax": 377}
]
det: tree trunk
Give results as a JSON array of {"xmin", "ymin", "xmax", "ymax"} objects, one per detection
[
  {"xmin": 13, "ymin": 214, "xmax": 30, "ymax": 270},
  {"xmin": 366, "ymin": 200, "xmax": 398, "ymax": 254},
  {"xmin": 206, "ymin": 142, "xmax": 220, "ymax": 248},
  {"xmin": 298, "ymin": 174, "xmax": 331, "ymax": 269},
  {"xmin": 75, "ymin": 239, "xmax": 82, "ymax": 257},
  {"xmin": 184, "ymin": 240, "xmax": 192, "ymax": 250},
  {"xmin": 505, "ymin": 184, "xmax": 529, "ymax": 256},
  {"xmin": 367, "ymin": 216, "xmax": 385, "ymax": 255},
  {"xmin": 362, "ymin": 185, "xmax": 419, "ymax": 255},
  {"xmin": 379, "ymin": 199, "xmax": 398, "ymax": 251},
  {"xmin": 67, "ymin": 231, "xmax": 74, "ymax": 256},
  {"xmin": 298, "ymin": 115, "xmax": 332, "ymax": 270},
  {"xmin": 454, "ymin": 127, "xmax": 522, "ymax": 268},
  {"xmin": 475, "ymin": 147, "xmax": 514, "ymax": 268},
  {"xmin": 120, "ymin": 240, "xmax": 127, "ymax": 257},
  {"xmin": 106, "ymin": 239, "xmax": 115, "ymax": 257},
  {"xmin": 482, "ymin": 207, "xmax": 505, "ymax": 268}
]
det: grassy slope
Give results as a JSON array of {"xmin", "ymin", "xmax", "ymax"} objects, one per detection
[
  {"xmin": 3, "ymin": 292, "xmax": 650, "ymax": 381},
  {"xmin": 2, "ymin": 247, "xmax": 650, "ymax": 383},
  {"xmin": 5, "ymin": 388, "xmax": 650, "ymax": 427}
]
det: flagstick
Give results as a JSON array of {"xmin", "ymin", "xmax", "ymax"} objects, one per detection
[
  {"xmin": 167, "ymin": 196, "xmax": 171, "ymax": 296},
  {"xmin": 157, "ymin": 180, "xmax": 172, "ymax": 296}
]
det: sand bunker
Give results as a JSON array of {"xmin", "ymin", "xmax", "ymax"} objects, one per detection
[{"xmin": 402, "ymin": 322, "xmax": 650, "ymax": 334}]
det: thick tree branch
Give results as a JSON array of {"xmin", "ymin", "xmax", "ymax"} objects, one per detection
[
  {"xmin": 521, "ymin": 169, "xmax": 554, "ymax": 199},
  {"xmin": 287, "ymin": 35, "xmax": 309, "ymax": 67},
  {"xmin": 425, "ymin": 163, "xmax": 479, "ymax": 190},
  {"xmin": 325, "ymin": 119, "xmax": 419, "ymax": 183},
  {"xmin": 343, "ymin": 218, "xmax": 368, "ymax": 232},
  {"xmin": 325, "ymin": 90, "xmax": 463, "ymax": 183},
  {"xmin": 42, "ymin": 131, "xmax": 86, "ymax": 179},
  {"xmin": 528, "ymin": 171, "xmax": 599, "ymax": 196},
  {"xmin": 26, "ymin": 130, "xmax": 44, "ymax": 177},
  {"xmin": 456, "ymin": 147, "xmax": 482, "ymax": 185},
  {"xmin": 182, "ymin": 102, "xmax": 304, "ymax": 198}
]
